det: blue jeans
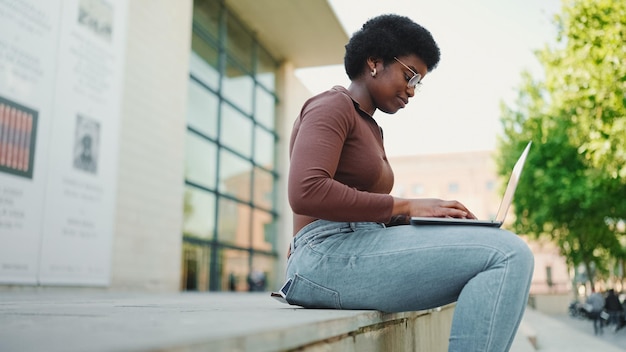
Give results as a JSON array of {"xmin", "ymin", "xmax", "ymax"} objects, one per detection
[{"xmin": 283, "ymin": 220, "xmax": 534, "ymax": 352}]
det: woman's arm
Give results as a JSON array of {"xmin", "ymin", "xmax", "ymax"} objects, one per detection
[{"xmin": 288, "ymin": 93, "xmax": 394, "ymax": 223}]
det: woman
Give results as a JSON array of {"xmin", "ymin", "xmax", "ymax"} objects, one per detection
[{"xmin": 281, "ymin": 14, "xmax": 534, "ymax": 352}]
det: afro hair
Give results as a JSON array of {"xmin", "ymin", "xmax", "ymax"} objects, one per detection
[{"xmin": 344, "ymin": 14, "xmax": 441, "ymax": 80}]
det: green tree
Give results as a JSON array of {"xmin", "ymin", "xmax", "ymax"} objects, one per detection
[
  {"xmin": 497, "ymin": 0, "xmax": 626, "ymax": 289},
  {"xmin": 544, "ymin": 0, "xmax": 626, "ymax": 180}
]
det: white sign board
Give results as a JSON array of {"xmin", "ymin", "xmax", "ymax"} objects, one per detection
[{"xmin": 0, "ymin": 0, "xmax": 127, "ymax": 286}]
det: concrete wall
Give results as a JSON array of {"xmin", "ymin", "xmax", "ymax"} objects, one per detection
[
  {"xmin": 209, "ymin": 304, "xmax": 456, "ymax": 352},
  {"xmin": 274, "ymin": 62, "xmax": 313, "ymax": 286},
  {"xmin": 110, "ymin": 0, "xmax": 193, "ymax": 291},
  {"xmin": 295, "ymin": 308, "xmax": 453, "ymax": 352}
]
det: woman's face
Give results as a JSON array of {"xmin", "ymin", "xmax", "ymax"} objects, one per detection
[{"xmin": 367, "ymin": 54, "xmax": 428, "ymax": 114}]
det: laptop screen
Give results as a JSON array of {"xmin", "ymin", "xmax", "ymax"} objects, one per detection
[{"xmin": 493, "ymin": 141, "xmax": 532, "ymax": 223}]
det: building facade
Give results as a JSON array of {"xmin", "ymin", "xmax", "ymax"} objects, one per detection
[
  {"xmin": 0, "ymin": 0, "xmax": 347, "ymax": 292},
  {"xmin": 179, "ymin": 0, "xmax": 348, "ymax": 292}
]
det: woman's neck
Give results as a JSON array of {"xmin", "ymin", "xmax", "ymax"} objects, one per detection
[{"xmin": 347, "ymin": 82, "xmax": 375, "ymax": 117}]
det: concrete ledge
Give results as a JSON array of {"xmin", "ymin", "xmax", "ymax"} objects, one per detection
[
  {"xmin": 0, "ymin": 291, "xmax": 454, "ymax": 352},
  {"xmin": 219, "ymin": 306, "xmax": 455, "ymax": 352}
]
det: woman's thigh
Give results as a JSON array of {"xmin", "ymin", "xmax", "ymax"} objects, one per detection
[{"xmin": 286, "ymin": 223, "xmax": 530, "ymax": 312}]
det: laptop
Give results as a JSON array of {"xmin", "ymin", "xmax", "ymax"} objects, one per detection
[{"xmin": 410, "ymin": 141, "xmax": 532, "ymax": 228}]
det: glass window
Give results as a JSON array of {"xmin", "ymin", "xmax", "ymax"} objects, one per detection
[
  {"xmin": 185, "ymin": 132, "xmax": 217, "ymax": 190},
  {"xmin": 182, "ymin": 186, "xmax": 216, "ymax": 239},
  {"xmin": 252, "ymin": 208, "xmax": 275, "ymax": 251},
  {"xmin": 193, "ymin": 0, "xmax": 220, "ymax": 40},
  {"xmin": 252, "ymin": 254, "xmax": 274, "ymax": 291},
  {"xmin": 256, "ymin": 46, "xmax": 276, "ymax": 90},
  {"xmin": 181, "ymin": 242, "xmax": 210, "ymax": 291},
  {"xmin": 189, "ymin": 45, "xmax": 219, "ymax": 90},
  {"xmin": 186, "ymin": 79, "xmax": 218, "ymax": 138},
  {"xmin": 185, "ymin": 0, "xmax": 280, "ymax": 292},
  {"xmin": 217, "ymin": 197, "xmax": 251, "ymax": 247},
  {"xmin": 220, "ymin": 103, "xmax": 252, "ymax": 157},
  {"xmin": 253, "ymin": 166, "xmax": 274, "ymax": 210},
  {"xmin": 546, "ymin": 266, "xmax": 553, "ymax": 287},
  {"xmin": 225, "ymin": 13, "xmax": 253, "ymax": 71},
  {"xmin": 255, "ymin": 87, "xmax": 275, "ymax": 130},
  {"xmin": 254, "ymin": 126, "xmax": 275, "ymax": 169},
  {"xmin": 220, "ymin": 248, "xmax": 250, "ymax": 291},
  {"xmin": 219, "ymin": 149, "xmax": 252, "ymax": 202},
  {"xmin": 222, "ymin": 59, "xmax": 253, "ymax": 114}
]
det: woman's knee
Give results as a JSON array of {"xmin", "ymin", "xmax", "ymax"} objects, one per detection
[{"xmin": 503, "ymin": 231, "xmax": 535, "ymax": 273}]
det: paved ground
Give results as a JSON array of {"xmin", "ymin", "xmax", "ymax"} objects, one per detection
[
  {"xmin": 1, "ymin": 291, "xmax": 625, "ymax": 351},
  {"xmin": 521, "ymin": 308, "xmax": 626, "ymax": 351},
  {"xmin": 551, "ymin": 312, "xmax": 626, "ymax": 350}
]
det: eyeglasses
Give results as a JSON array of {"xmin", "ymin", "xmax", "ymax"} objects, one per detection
[{"xmin": 394, "ymin": 57, "xmax": 422, "ymax": 90}]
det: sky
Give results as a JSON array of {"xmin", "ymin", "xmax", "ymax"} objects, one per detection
[{"xmin": 295, "ymin": 0, "xmax": 563, "ymax": 157}]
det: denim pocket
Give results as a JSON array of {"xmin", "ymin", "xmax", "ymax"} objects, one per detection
[{"xmin": 286, "ymin": 274, "xmax": 341, "ymax": 309}]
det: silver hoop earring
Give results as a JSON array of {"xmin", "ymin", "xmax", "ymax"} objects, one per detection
[{"xmin": 371, "ymin": 68, "xmax": 377, "ymax": 77}]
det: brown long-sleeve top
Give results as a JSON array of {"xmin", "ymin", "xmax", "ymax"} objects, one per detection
[{"xmin": 288, "ymin": 86, "xmax": 395, "ymax": 235}]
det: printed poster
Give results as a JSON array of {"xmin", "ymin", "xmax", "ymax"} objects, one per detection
[
  {"xmin": 0, "ymin": 0, "xmax": 127, "ymax": 286},
  {"xmin": 0, "ymin": 0, "xmax": 60, "ymax": 284}
]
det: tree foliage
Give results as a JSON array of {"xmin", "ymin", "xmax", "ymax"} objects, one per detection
[
  {"xmin": 545, "ymin": 0, "xmax": 626, "ymax": 179},
  {"xmin": 497, "ymin": 0, "xmax": 626, "ymax": 287}
]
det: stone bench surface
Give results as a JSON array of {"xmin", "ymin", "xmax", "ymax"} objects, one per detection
[
  {"xmin": 0, "ymin": 291, "xmax": 443, "ymax": 352},
  {"xmin": 5, "ymin": 291, "xmax": 601, "ymax": 352}
]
